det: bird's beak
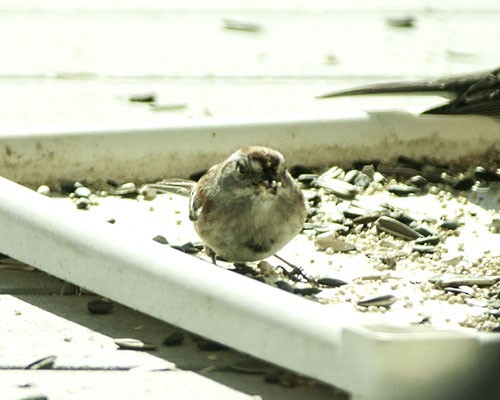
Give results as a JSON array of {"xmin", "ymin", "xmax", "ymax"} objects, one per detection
[{"xmin": 262, "ymin": 179, "xmax": 282, "ymax": 195}]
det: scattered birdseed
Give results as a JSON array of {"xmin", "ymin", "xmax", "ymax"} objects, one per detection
[
  {"xmin": 162, "ymin": 331, "xmax": 185, "ymax": 347},
  {"xmin": 36, "ymin": 185, "xmax": 51, "ymax": 196},
  {"xmin": 74, "ymin": 186, "xmax": 91, "ymax": 198},
  {"xmin": 87, "ymin": 298, "xmax": 113, "ymax": 315},
  {"xmin": 386, "ymin": 16, "xmax": 416, "ymax": 28},
  {"xmin": 75, "ymin": 197, "xmax": 90, "ymax": 210},
  {"xmin": 317, "ymin": 277, "xmax": 348, "ymax": 288},
  {"xmin": 129, "ymin": 92, "xmax": 156, "ymax": 103},
  {"xmin": 25, "ymin": 355, "xmax": 57, "ymax": 370},
  {"xmin": 195, "ymin": 338, "xmax": 228, "ymax": 351},
  {"xmin": 149, "ymin": 103, "xmax": 188, "ymax": 112},
  {"xmin": 357, "ymin": 294, "xmax": 397, "ymax": 308},
  {"xmin": 114, "ymin": 338, "xmax": 156, "ymax": 351},
  {"xmin": 223, "ymin": 18, "xmax": 262, "ymax": 32},
  {"xmin": 45, "ymin": 155, "xmax": 500, "ymax": 334},
  {"xmin": 113, "ymin": 182, "xmax": 138, "ymax": 197},
  {"xmin": 152, "ymin": 235, "xmax": 169, "ymax": 245}
]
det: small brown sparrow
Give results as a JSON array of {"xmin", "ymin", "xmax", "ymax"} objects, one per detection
[{"xmin": 189, "ymin": 146, "xmax": 308, "ymax": 263}]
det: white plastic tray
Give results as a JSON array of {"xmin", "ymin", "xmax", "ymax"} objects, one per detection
[{"xmin": 0, "ymin": 111, "xmax": 499, "ymax": 399}]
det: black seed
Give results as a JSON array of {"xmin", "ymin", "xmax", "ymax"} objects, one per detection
[
  {"xmin": 107, "ymin": 218, "xmax": 116, "ymax": 224},
  {"xmin": 229, "ymin": 360, "xmax": 272, "ymax": 374},
  {"xmin": 190, "ymin": 242, "xmax": 205, "ymax": 250},
  {"xmin": 317, "ymin": 277, "xmax": 347, "ymax": 287},
  {"xmin": 232, "ymin": 263, "xmax": 259, "ymax": 276},
  {"xmin": 491, "ymin": 325, "xmax": 500, "ymax": 333},
  {"xmin": 18, "ymin": 383, "xmax": 35, "ymax": 388},
  {"xmin": 196, "ymin": 338, "xmax": 227, "ymax": 351},
  {"xmin": 106, "ymin": 179, "xmax": 119, "ymax": 187},
  {"xmin": 264, "ymin": 372, "xmax": 281, "ymax": 384},
  {"xmin": 289, "ymin": 164, "xmax": 314, "ymax": 178},
  {"xmin": 274, "ymin": 280, "xmax": 294, "ymax": 292},
  {"xmin": 387, "ymin": 16, "xmax": 416, "ymax": 28},
  {"xmin": 416, "ymin": 316, "xmax": 431, "ymax": 325},
  {"xmin": 343, "ymin": 206, "xmax": 371, "ymax": 219},
  {"xmin": 60, "ymin": 180, "xmax": 79, "ymax": 193},
  {"xmin": 87, "ymin": 299, "xmax": 113, "ymax": 315},
  {"xmin": 444, "ymin": 287, "xmax": 474, "ymax": 295},
  {"xmin": 152, "ymin": 235, "xmax": 169, "ymax": 245},
  {"xmin": 171, "ymin": 242, "xmax": 201, "ymax": 254},
  {"xmin": 353, "ymin": 213, "xmax": 382, "ymax": 225},
  {"xmin": 276, "ymin": 372, "xmax": 300, "ymax": 388},
  {"xmin": 415, "ymin": 235, "xmax": 440, "ymax": 245},
  {"xmin": 378, "ymin": 166, "xmax": 420, "ymax": 179},
  {"xmin": 293, "ymin": 287, "xmax": 322, "ymax": 296},
  {"xmin": 163, "ymin": 331, "xmax": 185, "ymax": 346},
  {"xmin": 357, "ymin": 294, "xmax": 397, "ymax": 307},
  {"xmin": 376, "ymin": 216, "xmax": 423, "ymax": 240},
  {"xmin": 380, "ymin": 166, "xmax": 444, "ymax": 183},
  {"xmin": 129, "ymin": 92, "xmax": 156, "ymax": 103},
  {"xmin": 439, "ymin": 220, "xmax": 460, "ymax": 230},
  {"xmin": 474, "ymin": 166, "xmax": 500, "ymax": 182},
  {"xmin": 407, "ymin": 175, "xmax": 428, "ymax": 189},
  {"xmin": 303, "ymin": 191, "xmax": 321, "ymax": 206},
  {"xmin": 387, "ymin": 184, "xmax": 420, "ymax": 196},
  {"xmin": 413, "ymin": 224, "xmax": 436, "ymax": 237},
  {"xmin": 452, "ymin": 177, "xmax": 475, "ymax": 191},
  {"xmin": 397, "ymin": 155, "xmax": 423, "ymax": 169},
  {"xmin": 391, "ymin": 211, "xmax": 416, "ymax": 225},
  {"xmin": 25, "ymin": 355, "xmax": 57, "ymax": 370},
  {"xmin": 75, "ymin": 197, "xmax": 90, "ymax": 210},
  {"xmin": 307, "ymin": 207, "xmax": 318, "ymax": 218}
]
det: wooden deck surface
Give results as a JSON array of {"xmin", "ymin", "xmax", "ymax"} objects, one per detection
[{"xmin": 1, "ymin": 1, "xmax": 499, "ymax": 399}]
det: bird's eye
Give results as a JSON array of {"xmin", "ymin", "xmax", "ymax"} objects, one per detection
[{"xmin": 236, "ymin": 161, "xmax": 247, "ymax": 174}]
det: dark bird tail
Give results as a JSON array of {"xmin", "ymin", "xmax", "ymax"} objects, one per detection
[
  {"xmin": 316, "ymin": 67, "xmax": 500, "ymax": 117},
  {"xmin": 316, "ymin": 72, "xmax": 488, "ymax": 100}
]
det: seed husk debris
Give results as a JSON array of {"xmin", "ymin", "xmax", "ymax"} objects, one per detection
[{"xmin": 48, "ymin": 155, "xmax": 500, "ymax": 333}]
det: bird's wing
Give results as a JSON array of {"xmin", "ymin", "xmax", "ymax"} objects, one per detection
[
  {"xmin": 316, "ymin": 79, "xmax": 457, "ymax": 99},
  {"xmin": 188, "ymin": 187, "xmax": 202, "ymax": 221},
  {"xmin": 188, "ymin": 166, "xmax": 216, "ymax": 222}
]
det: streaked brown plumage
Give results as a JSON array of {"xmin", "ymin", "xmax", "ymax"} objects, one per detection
[{"xmin": 189, "ymin": 146, "xmax": 307, "ymax": 263}]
